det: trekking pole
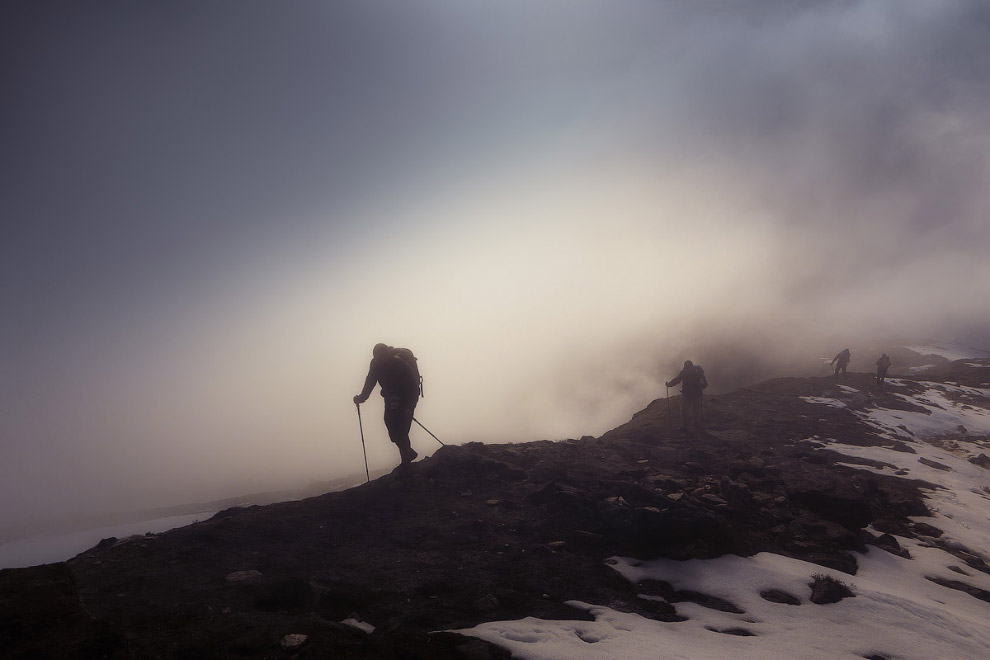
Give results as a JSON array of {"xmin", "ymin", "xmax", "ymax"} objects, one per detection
[
  {"xmin": 355, "ymin": 404, "xmax": 370, "ymax": 482},
  {"xmin": 413, "ymin": 417, "xmax": 445, "ymax": 446},
  {"xmin": 666, "ymin": 385, "xmax": 671, "ymax": 433}
]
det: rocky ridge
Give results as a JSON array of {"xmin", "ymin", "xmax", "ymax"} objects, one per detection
[{"xmin": 3, "ymin": 361, "xmax": 989, "ymax": 659}]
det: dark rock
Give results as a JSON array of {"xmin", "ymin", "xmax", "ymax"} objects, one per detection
[
  {"xmin": 705, "ymin": 626, "xmax": 757, "ymax": 636},
  {"xmin": 809, "ymin": 574, "xmax": 855, "ymax": 604},
  {"xmin": 869, "ymin": 533, "xmax": 910, "ymax": 558},
  {"xmin": 309, "ymin": 574, "xmax": 377, "ymax": 619},
  {"xmin": 919, "ymin": 457, "xmax": 952, "ymax": 472},
  {"xmin": 456, "ymin": 638, "xmax": 505, "ymax": 660},
  {"xmin": 925, "ymin": 576, "xmax": 990, "ymax": 603},
  {"xmin": 876, "ymin": 533, "xmax": 899, "ymax": 549},
  {"xmin": 760, "ymin": 589, "xmax": 801, "ymax": 605},
  {"xmin": 568, "ymin": 529, "xmax": 604, "ymax": 549},
  {"xmin": 782, "ymin": 471, "xmax": 873, "ymax": 530},
  {"xmin": 527, "ymin": 482, "xmax": 588, "ymax": 520},
  {"xmin": 599, "ymin": 501, "xmax": 726, "ymax": 558},
  {"xmin": 0, "ymin": 563, "xmax": 130, "ymax": 659},
  {"xmin": 225, "ymin": 570, "xmax": 263, "ymax": 583},
  {"xmin": 968, "ymin": 453, "xmax": 990, "ymax": 468},
  {"xmin": 493, "ymin": 588, "xmax": 527, "ymax": 609},
  {"xmin": 429, "ymin": 445, "xmax": 527, "ymax": 483},
  {"xmin": 280, "ymin": 633, "xmax": 307, "ymax": 650},
  {"xmin": 252, "ymin": 576, "xmax": 314, "ymax": 613},
  {"xmin": 911, "ymin": 522, "xmax": 944, "ymax": 538},
  {"xmin": 802, "ymin": 551, "xmax": 859, "ymax": 575},
  {"xmin": 638, "ymin": 580, "xmax": 744, "ymax": 614},
  {"xmin": 472, "ymin": 594, "xmax": 500, "ymax": 613},
  {"xmin": 211, "ymin": 505, "xmax": 261, "ymax": 520},
  {"xmin": 792, "ymin": 518, "xmax": 863, "ymax": 551},
  {"xmin": 720, "ymin": 477, "xmax": 753, "ymax": 509}
]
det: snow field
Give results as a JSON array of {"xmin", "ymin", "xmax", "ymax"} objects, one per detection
[
  {"xmin": 857, "ymin": 381, "xmax": 990, "ymax": 441},
  {"xmin": 828, "ymin": 440, "xmax": 990, "ymax": 573},
  {"xmin": 902, "ymin": 343, "xmax": 990, "ymax": 362},
  {"xmin": 459, "ymin": 548, "xmax": 990, "ymax": 659}
]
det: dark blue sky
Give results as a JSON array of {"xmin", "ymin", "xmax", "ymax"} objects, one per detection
[{"xmin": 3, "ymin": 1, "xmax": 989, "ymax": 526}]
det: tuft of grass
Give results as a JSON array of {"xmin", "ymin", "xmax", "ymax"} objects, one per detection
[
  {"xmin": 809, "ymin": 573, "xmax": 855, "ymax": 603},
  {"xmin": 811, "ymin": 573, "xmax": 845, "ymax": 585}
]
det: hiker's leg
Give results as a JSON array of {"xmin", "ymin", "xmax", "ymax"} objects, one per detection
[
  {"xmin": 680, "ymin": 397, "xmax": 690, "ymax": 430},
  {"xmin": 384, "ymin": 404, "xmax": 410, "ymax": 457},
  {"xmin": 692, "ymin": 397, "xmax": 703, "ymax": 428}
]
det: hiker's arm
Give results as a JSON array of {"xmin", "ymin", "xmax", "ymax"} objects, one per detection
[
  {"xmin": 667, "ymin": 373, "xmax": 683, "ymax": 387},
  {"xmin": 354, "ymin": 363, "xmax": 378, "ymax": 404}
]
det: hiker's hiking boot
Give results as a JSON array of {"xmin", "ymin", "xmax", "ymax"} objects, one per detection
[{"xmin": 400, "ymin": 446, "xmax": 418, "ymax": 465}]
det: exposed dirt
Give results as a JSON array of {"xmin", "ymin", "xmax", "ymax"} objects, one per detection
[{"xmin": 3, "ymin": 367, "xmax": 987, "ymax": 659}]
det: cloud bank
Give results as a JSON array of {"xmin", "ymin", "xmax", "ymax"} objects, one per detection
[{"xmin": 2, "ymin": 1, "xmax": 988, "ymax": 527}]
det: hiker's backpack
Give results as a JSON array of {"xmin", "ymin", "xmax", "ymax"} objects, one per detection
[
  {"xmin": 392, "ymin": 347, "xmax": 424, "ymax": 398},
  {"xmin": 697, "ymin": 365, "xmax": 708, "ymax": 390}
]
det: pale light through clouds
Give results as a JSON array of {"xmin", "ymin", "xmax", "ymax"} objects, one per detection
[{"xmin": 2, "ymin": 1, "xmax": 988, "ymax": 527}]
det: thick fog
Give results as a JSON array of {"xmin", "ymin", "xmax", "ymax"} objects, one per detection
[{"xmin": 3, "ymin": 1, "xmax": 989, "ymax": 531}]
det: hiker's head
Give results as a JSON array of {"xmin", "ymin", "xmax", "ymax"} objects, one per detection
[
  {"xmin": 372, "ymin": 343, "xmax": 392, "ymax": 363},
  {"xmin": 683, "ymin": 360, "xmax": 694, "ymax": 369}
]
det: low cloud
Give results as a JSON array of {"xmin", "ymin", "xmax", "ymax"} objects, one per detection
[{"xmin": 2, "ymin": 1, "xmax": 988, "ymax": 529}]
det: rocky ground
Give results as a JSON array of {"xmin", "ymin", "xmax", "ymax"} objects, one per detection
[{"xmin": 3, "ymin": 364, "xmax": 989, "ymax": 659}]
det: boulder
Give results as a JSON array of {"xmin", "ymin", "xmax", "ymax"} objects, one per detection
[{"xmin": 809, "ymin": 575, "xmax": 854, "ymax": 604}]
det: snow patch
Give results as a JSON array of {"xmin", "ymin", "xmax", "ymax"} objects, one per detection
[
  {"xmin": 824, "ymin": 441, "xmax": 990, "ymax": 566},
  {"xmin": 799, "ymin": 397, "xmax": 846, "ymax": 409},
  {"xmin": 341, "ymin": 618, "xmax": 375, "ymax": 634},
  {"xmin": 458, "ymin": 549, "xmax": 990, "ymax": 659},
  {"xmin": 855, "ymin": 384, "xmax": 990, "ymax": 441},
  {"xmin": 903, "ymin": 343, "xmax": 990, "ymax": 362}
]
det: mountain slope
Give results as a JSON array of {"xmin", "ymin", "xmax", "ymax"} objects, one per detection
[{"xmin": 3, "ymin": 361, "xmax": 990, "ymax": 658}]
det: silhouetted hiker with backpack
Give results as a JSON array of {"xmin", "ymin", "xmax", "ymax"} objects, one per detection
[
  {"xmin": 831, "ymin": 349, "xmax": 851, "ymax": 378},
  {"xmin": 876, "ymin": 353, "xmax": 891, "ymax": 387},
  {"xmin": 354, "ymin": 343, "xmax": 422, "ymax": 466},
  {"xmin": 666, "ymin": 360, "xmax": 708, "ymax": 434}
]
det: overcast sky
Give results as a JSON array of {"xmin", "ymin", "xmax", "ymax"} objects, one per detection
[{"xmin": 2, "ymin": 1, "xmax": 989, "ymax": 528}]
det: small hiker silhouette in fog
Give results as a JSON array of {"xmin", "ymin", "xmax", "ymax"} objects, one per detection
[
  {"xmin": 666, "ymin": 360, "xmax": 708, "ymax": 433},
  {"xmin": 354, "ymin": 343, "xmax": 422, "ymax": 466},
  {"xmin": 876, "ymin": 353, "xmax": 891, "ymax": 387},
  {"xmin": 831, "ymin": 349, "xmax": 851, "ymax": 378}
]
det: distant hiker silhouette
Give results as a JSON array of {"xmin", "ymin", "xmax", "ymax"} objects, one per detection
[
  {"xmin": 875, "ymin": 353, "xmax": 891, "ymax": 387},
  {"xmin": 354, "ymin": 343, "xmax": 422, "ymax": 466},
  {"xmin": 831, "ymin": 349, "xmax": 851, "ymax": 378},
  {"xmin": 666, "ymin": 360, "xmax": 708, "ymax": 433}
]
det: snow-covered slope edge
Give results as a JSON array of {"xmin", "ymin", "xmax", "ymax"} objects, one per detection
[{"xmin": 458, "ymin": 371, "xmax": 990, "ymax": 660}]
